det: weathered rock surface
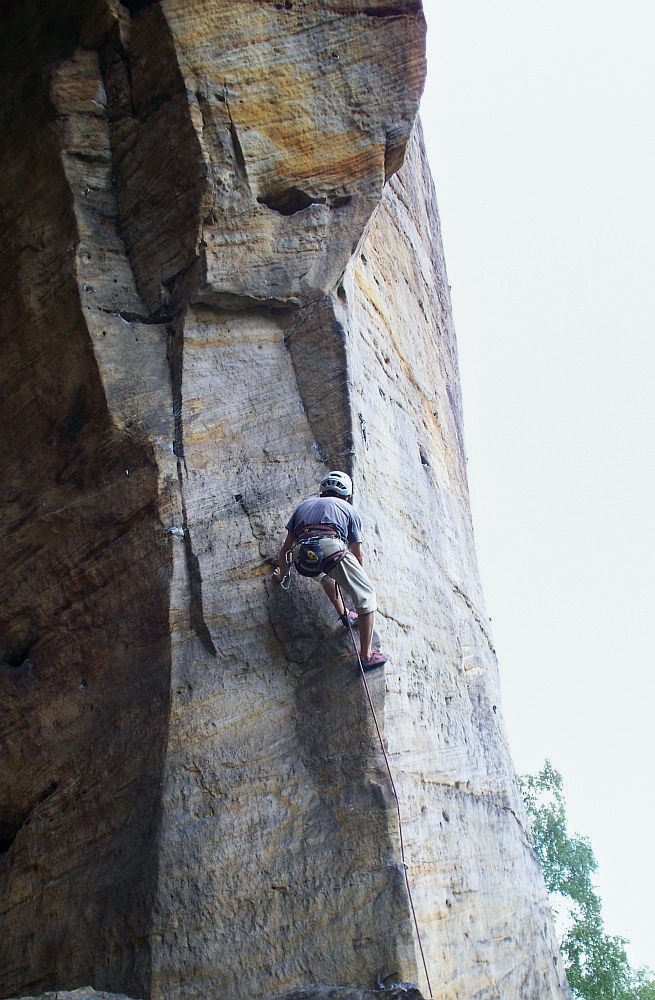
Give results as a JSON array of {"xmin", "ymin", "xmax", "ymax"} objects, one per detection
[
  {"xmin": 0, "ymin": 3, "xmax": 569, "ymax": 1000},
  {"xmin": 3, "ymin": 988, "xmax": 408, "ymax": 1000},
  {"xmin": 6, "ymin": 992, "xmax": 136, "ymax": 1000}
]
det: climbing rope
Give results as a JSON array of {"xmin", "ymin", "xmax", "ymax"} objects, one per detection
[{"xmin": 335, "ymin": 583, "xmax": 434, "ymax": 1000}]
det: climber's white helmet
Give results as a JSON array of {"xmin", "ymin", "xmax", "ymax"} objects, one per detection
[{"xmin": 319, "ymin": 470, "xmax": 352, "ymax": 499}]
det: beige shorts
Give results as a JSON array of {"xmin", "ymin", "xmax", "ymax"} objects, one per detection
[{"xmin": 317, "ymin": 538, "xmax": 377, "ymax": 615}]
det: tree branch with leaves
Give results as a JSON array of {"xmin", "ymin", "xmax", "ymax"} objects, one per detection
[{"xmin": 520, "ymin": 761, "xmax": 654, "ymax": 1000}]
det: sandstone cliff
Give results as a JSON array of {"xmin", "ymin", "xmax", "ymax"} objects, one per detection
[{"xmin": 0, "ymin": 3, "xmax": 569, "ymax": 999}]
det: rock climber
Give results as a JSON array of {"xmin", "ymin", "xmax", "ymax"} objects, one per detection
[{"xmin": 273, "ymin": 471, "xmax": 388, "ymax": 670}]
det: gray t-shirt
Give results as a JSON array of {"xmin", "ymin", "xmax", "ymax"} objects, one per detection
[{"xmin": 286, "ymin": 496, "xmax": 362, "ymax": 544}]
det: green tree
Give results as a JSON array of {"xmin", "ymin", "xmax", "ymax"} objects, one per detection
[
  {"xmin": 632, "ymin": 969, "xmax": 655, "ymax": 1000},
  {"xmin": 519, "ymin": 761, "xmax": 654, "ymax": 1000}
]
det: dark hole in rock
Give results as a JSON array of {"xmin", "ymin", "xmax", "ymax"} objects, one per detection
[
  {"xmin": 58, "ymin": 386, "xmax": 90, "ymax": 447},
  {"xmin": 234, "ymin": 494, "xmax": 243, "ymax": 502},
  {"xmin": 337, "ymin": 284, "xmax": 347, "ymax": 302},
  {"xmin": 0, "ymin": 807, "xmax": 28, "ymax": 854},
  {"xmin": 5, "ymin": 644, "xmax": 31, "ymax": 667},
  {"xmin": 120, "ymin": 0, "xmax": 161, "ymax": 11},
  {"xmin": 419, "ymin": 445, "xmax": 431, "ymax": 467},
  {"xmin": 0, "ymin": 822, "xmax": 19, "ymax": 853},
  {"xmin": 360, "ymin": 4, "xmax": 422, "ymax": 17},
  {"xmin": 258, "ymin": 188, "xmax": 322, "ymax": 216},
  {"xmin": 38, "ymin": 782, "xmax": 58, "ymax": 804},
  {"xmin": 331, "ymin": 195, "xmax": 352, "ymax": 209},
  {"xmin": 0, "ymin": 820, "xmax": 20, "ymax": 854}
]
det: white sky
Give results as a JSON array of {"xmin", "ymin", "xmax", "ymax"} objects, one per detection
[{"xmin": 420, "ymin": 0, "xmax": 655, "ymax": 972}]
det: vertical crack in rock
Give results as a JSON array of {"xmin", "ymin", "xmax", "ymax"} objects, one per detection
[
  {"xmin": 177, "ymin": 471, "xmax": 218, "ymax": 657},
  {"xmin": 102, "ymin": 7, "xmax": 217, "ymax": 658},
  {"xmin": 101, "ymin": 2, "xmax": 210, "ymax": 313},
  {"xmin": 284, "ymin": 295, "xmax": 355, "ymax": 474},
  {"xmin": 451, "ymin": 582, "xmax": 497, "ymax": 658},
  {"xmin": 195, "ymin": 83, "xmax": 252, "ymax": 216},
  {"xmin": 170, "ymin": 322, "xmax": 218, "ymax": 658},
  {"xmin": 166, "ymin": 315, "xmax": 217, "ymax": 657},
  {"xmin": 222, "ymin": 84, "xmax": 250, "ymax": 189},
  {"xmin": 167, "ymin": 318, "xmax": 186, "ymax": 472}
]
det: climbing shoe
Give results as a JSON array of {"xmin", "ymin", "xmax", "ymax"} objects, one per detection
[
  {"xmin": 340, "ymin": 610, "xmax": 359, "ymax": 629},
  {"xmin": 360, "ymin": 651, "xmax": 388, "ymax": 671}
]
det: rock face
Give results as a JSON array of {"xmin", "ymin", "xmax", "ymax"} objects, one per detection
[
  {"xmin": 4, "ymin": 989, "xmax": 402, "ymax": 1000},
  {"xmin": 7, "ymin": 992, "xmax": 135, "ymax": 1000},
  {"xmin": 0, "ymin": 3, "xmax": 569, "ymax": 1000}
]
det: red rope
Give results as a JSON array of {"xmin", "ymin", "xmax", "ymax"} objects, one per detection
[{"xmin": 336, "ymin": 585, "xmax": 434, "ymax": 999}]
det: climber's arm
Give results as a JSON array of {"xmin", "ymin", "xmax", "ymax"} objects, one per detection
[{"xmin": 350, "ymin": 541, "xmax": 364, "ymax": 566}]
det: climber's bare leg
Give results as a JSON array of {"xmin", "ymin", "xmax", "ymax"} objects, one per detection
[
  {"xmin": 321, "ymin": 576, "xmax": 346, "ymax": 616},
  {"xmin": 358, "ymin": 612, "xmax": 374, "ymax": 662}
]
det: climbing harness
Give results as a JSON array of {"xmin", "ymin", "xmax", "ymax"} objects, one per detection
[
  {"xmin": 335, "ymin": 582, "xmax": 434, "ymax": 1000},
  {"xmin": 292, "ymin": 524, "xmax": 348, "ymax": 578}
]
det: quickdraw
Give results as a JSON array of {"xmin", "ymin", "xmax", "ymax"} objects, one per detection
[{"xmin": 279, "ymin": 549, "xmax": 293, "ymax": 591}]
